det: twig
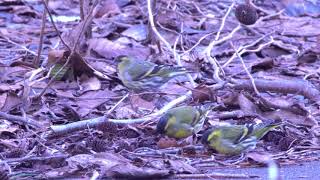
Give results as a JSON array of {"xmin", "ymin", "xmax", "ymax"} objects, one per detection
[
  {"xmin": 0, "ymin": 111, "xmax": 42, "ymax": 128},
  {"xmin": 191, "ymin": 158, "xmax": 233, "ymax": 166},
  {"xmin": 249, "ymin": 1, "xmax": 272, "ymax": 15},
  {"xmin": 204, "ymin": 2, "xmax": 240, "ymax": 82},
  {"xmin": 181, "ymin": 32, "xmax": 215, "ymax": 55},
  {"xmin": 253, "ymin": 9, "xmax": 285, "ymax": 25},
  {"xmin": 42, "ymin": 0, "xmax": 71, "ymax": 51},
  {"xmin": 50, "ymin": 80, "xmax": 226, "ymax": 135},
  {"xmin": 0, "ymin": 36, "xmax": 41, "ymax": 57},
  {"xmin": 231, "ymin": 79, "xmax": 320, "ymax": 103},
  {"xmin": 223, "ymin": 34, "xmax": 274, "ymax": 68},
  {"xmin": 35, "ymin": 0, "xmax": 99, "ymax": 99},
  {"xmin": 79, "ymin": 0, "xmax": 85, "ymax": 21},
  {"xmin": 2, "ymin": 154, "xmax": 68, "ymax": 164},
  {"xmin": 173, "ymin": 35, "xmax": 196, "ymax": 87},
  {"xmin": 72, "ymin": 0, "xmax": 98, "ymax": 52},
  {"xmin": 147, "ymin": 0, "xmax": 173, "ymax": 53},
  {"xmin": 105, "ymin": 93, "xmax": 129, "ymax": 115},
  {"xmin": 215, "ymin": 1, "xmax": 235, "ymax": 41},
  {"xmin": 33, "ymin": 0, "xmax": 48, "ymax": 67},
  {"xmin": 230, "ymin": 42, "xmax": 260, "ymax": 95},
  {"xmin": 50, "ymin": 91, "xmax": 192, "ymax": 135}
]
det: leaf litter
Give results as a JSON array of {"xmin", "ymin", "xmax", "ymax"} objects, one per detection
[{"xmin": 0, "ymin": 0, "xmax": 320, "ymax": 179}]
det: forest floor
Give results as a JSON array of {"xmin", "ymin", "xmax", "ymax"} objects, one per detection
[{"xmin": 0, "ymin": 0, "xmax": 320, "ymax": 179}]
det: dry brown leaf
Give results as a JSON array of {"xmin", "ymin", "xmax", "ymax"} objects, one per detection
[
  {"xmin": 107, "ymin": 163, "xmax": 169, "ymax": 179},
  {"xmin": 157, "ymin": 138, "xmax": 179, "ymax": 149},
  {"xmin": 115, "ymin": 105, "xmax": 139, "ymax": 119},
  {"xmin": 87, "ymin": 38, "xmax": 150, "ymax": 60},
  {"xmin": 167, "ymin": 159, "xmax": 198, "ymax": 174},
  {"xmin": 95, "ymin": 0, "xmax": 120, "ymax": 18},
  {"xmin": 238, "ymin": 93, "xmax": 261, "ymax": 115},
  {"xmin": 264, "ymin": 109, "xmax": 318, "ymax": 127},
  {"xmin": 75, "ymin": 90, "xmax": 116, "ymax": 117},
  {"xmin": 129, "ymin": 95, "xmax": 155, "ymax": 112},
  {"xmin": 0, "ymin": 93, "xmax": 7, "ymax": 110},
  {"xmin": 47, "ymin": 50, "xmax": 69, "ymax": 66},
  {"xmin": 192, "ymin": 84, "xmax": 216, "ymax": 103},
  {"xmin": 0, "ymin": 93, "xmax": 22, "ymax": 112},
  {"xmin": 121, "ymin": 24, "xmax": 147, "ymax": 41},
  {"xmin": 78, "ymin": 75, "xmax": 101, "ymax": 93}
]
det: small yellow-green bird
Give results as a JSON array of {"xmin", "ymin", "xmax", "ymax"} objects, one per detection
[
  {"xmin": 116, "ymin": 55, "xmax": 190, "ymax": 91},
  {"xmin": 156, "ymin": 105, "xmax": 211, "ymax": 139},
  {"xmin": 201, "ymin": 122, "xmax": 280, "ymax": 155}
]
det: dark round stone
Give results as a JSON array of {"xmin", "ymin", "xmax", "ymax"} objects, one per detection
[{"xmin": 235, "ymin": 4, "xmax": 258, "ymax": 25}]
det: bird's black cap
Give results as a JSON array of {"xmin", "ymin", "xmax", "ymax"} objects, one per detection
[
  {"xmin": 201, "ymin": 128, "xmax": 213, "ymax": 145},
  {"xmin": 156, "ymin": 114, "xmax": 169, "ymax": 134}
]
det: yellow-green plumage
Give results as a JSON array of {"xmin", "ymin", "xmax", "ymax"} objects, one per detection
[
  {"xmin": 201, "ymin": 122, "xmax": 280, "ymax": 155},
  {"xmin": 116, "ymin": 55, "xmax": 190, "ymax": 91},
  {"xmin": 49, "ymin": 63, "xmax": 71, "ymax": 80},
  {"xmin": 157, "ymin": 106, "xmax": 210, "ymax": 139}
]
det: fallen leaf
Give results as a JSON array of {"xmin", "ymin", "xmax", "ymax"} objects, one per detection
[
  {"xmin": 157, "ymin": 138, "xmax": 179, "ymax": 149},
  {"xmin": 264, "ymin": 109, "xmax": 318, "ymax": 127},
  {"xmin": 75, "ymin": 90, "xmax": 116, "ymax": 117},
  {"xmin": 247, "ymin": 152, "xmax": 272, "ymax": 164},
  {"xmin": 121, "ymin": 24, "xmax": 147, "ymax": 41},
  {"xmin": 78, "ymin": 75, "xmax": 101, "ymax": 93},
  {"xmin": 88, "ymin": 38, "xmax": 150, "ymax": 60},
  {"xmin": 167, "ymin": 159, "xmax": 198, "ymax": 174}
]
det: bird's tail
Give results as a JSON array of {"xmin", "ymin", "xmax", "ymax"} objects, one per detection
[{"xmin": 154, "ymin": 66, "xmax": 195, "ymax": 78}]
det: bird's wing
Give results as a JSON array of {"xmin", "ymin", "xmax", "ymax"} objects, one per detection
[
  {"xmin": 147, "ymin": 65, "xmax": 188, "ymax": 78},
  {"xmin": 220, "ymin": 125, "xmax": 248, "ymax": 144},
  {"xmin": 168, "ymin": 106, "xmax": 199, "ymax": 125},
  {"xmin": 126, "ymin": 60, "xmax": 156, "ymax": 81}
]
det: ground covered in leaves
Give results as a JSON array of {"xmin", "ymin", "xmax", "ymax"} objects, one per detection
[{"xmin": 0, "ymin": 0, "xmax": 320, "ymax": 179}]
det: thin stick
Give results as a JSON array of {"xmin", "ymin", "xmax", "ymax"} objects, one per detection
[
  {"xmin": 33, "ymin": 0, "xmax": 48, "ymax": 67},
  {"xmin": 173, "ymin": 35, "xmax": 196, "ymax": 87},
  {"xmin": 1, "ymin": 36, "xmax": 40, "ymax": 56},
  {"xmin": 231, "ymin": 79, "xmax": 320, "ymax": 103},
  {"xmin": 35, "ymin": 0, "xmax": 99, "ymax": 99},
  {"xmin": 181, "ymin": 32, "xmax": 215, "ymax": 55},
  {"xmin": 223, "ymin": 34, "xmax": 274, "ymax": 68},
  {"xmin": 42, "ymin": 0, "xmax": 71, "ymax": 51},
  {"xmin": 50, "ymin": 92, "xmax": 192, "ymax": 135},
  {"xmin": 0, "ymin": 111, "xmax": 42, "ymax": 128},
  {"xmin": 105, "ymin": 93, "xmax": 129, "ymax": 115},
  {"xmin": 79, "ymin": 0, "xmax": 85, "ymax": 21},
  {"xmin": 230, "ymin": 42, "xmax": 260, "ymax": 95},
  {"xmin": 147, "ymin": 0, "xmax": 173, "ymax": 53},
  {"xmin": 203, "ymin": 1, "xmax": 236, "ymax": 83},
  {"xmin": 215, "ymin": 1, "xmax": 235, "ymax": 41},
  {"xmin": 204, "ymin": 10, "xmax": 241, "ymax": 82}
]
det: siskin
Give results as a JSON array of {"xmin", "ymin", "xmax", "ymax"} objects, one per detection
[
  {"xmin": 116, "ymin": 55, "xmax": 190, "ymax": 91},
  {"xmin": 156, "ymin": 105, "xmax": 211, "ymax": 139},
  {"xmin": 201, "ymin": 122, "xmax": 280, "ymax": 155}
]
